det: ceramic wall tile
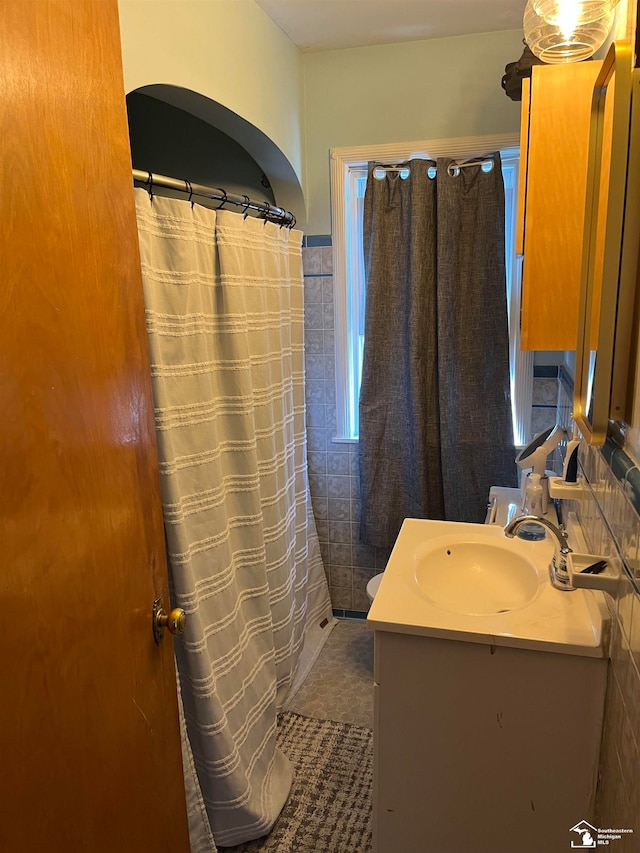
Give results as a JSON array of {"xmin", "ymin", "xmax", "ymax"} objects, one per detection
[
  {"xmin": 304, "ymin": 302, "xmax": 325, "ymax": 330},
  {"xmin": 306, "ymin": 404, "xmax": 326, "ymax": 429},
  {"xmin": 530, "ymin": 406, "xmax": 557, "ymax": 435},
  {"xmin": 323, "ymin": 301, "xmax": 335, "ymax": 329},
  {"xmin": 331, "ymin": 585, "xmax": 353, "ymax": 610},
  {"xmin": 375, "ymin": 547, "xmax": 393, "ymax": 570},
  {"xmin": 307, "ymin": 451, "xmax": 327, "ymax": 476},
  {"xmin": 320, "ymin": 246, "xmax": 333, "ymax": 274},
  {"xmin": 305, "ymin": 379, "xmax": 326, "ymax": 405},
  {"xmin": 352, "ymin": 542, "xmax": 377, "ymax": 570},
  {"xmin": 314, "ymin": 517, "xmax": 329, "ymax": 543},
  {"xmin": 304, "ymin": 330, "xmax": 324, "ymax": 354},
  {"xmin": 330, "ymin": 545, "xmax": 353, "ymax": 571},
  {"xmin": 303, "ymin": 236, "xmax": 373, "ymax": 614},
  {"xmin": 571, "ymin": 442, "xmax": 640, "ymax": 834},
  {"xmin": 330, "ymin": 564, "xmax": 352, "ymax": 587},
  {"xmin": 327, "ymin": 475, "xmax": 350, "ymax": 499},
  {"xmin": 325, "ymin": 404, "xmax": 337, "ymax": 433},
  {"xmin": 352, "ymin": 585, "xmax": 371, "ymax": 612},
  {"xmin": 532, "ymin": 377, "xmax": 559, "ymax": 406},
  {"xmin": 308, "ymin": 472, "xmax": 327, "ymax": 497},
  {"xmin": 328, "ymin": 520, "xmax": 351, "ymax": 544},
  {"xmin": 307, "ymin": 427, "xmax": 328, "ymax": 452},
  {"xmin": 311, "ymin": 495, "xmax": 328, "ymax": 520},
  {"xmin": 302, "ymin": 246, "xmax": 322, "ymax": 275},
  {"xmin": 304, "ymin": 352, "xmax": 325, "ymax": 381},
  {"xmin": 327, "ymin": 498, "xmax": 350, "ymax": 522},
  {"xmin": 353, "ymin": 566, "xmax": 377, "ymax": 587},
  {"xmin": 303, "ymin": 277, "xmax": 323, "ymax": 303},
  {"xmin": 350, "ymin": 498, "xmax": 361, "ymax": 524},
  {"xmin": 327, "ymin": 452, "xmax": 350, "ymax": 475}
]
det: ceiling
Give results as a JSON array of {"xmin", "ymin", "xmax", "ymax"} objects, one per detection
[{"xmin": 254, "ymin": 0, "xmax": 526, "ymax": 52}]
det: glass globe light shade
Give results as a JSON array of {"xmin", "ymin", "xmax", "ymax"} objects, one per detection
[
  {"xmin": 533, "ymin": 0, "xmax": 620, "ymax": 26},
  {"xmin": 524, "ymin": 0, "xmax": 614, "ymax": 63}
]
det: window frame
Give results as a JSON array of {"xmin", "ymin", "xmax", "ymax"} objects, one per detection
[{"xmin": 330, "ymin": 134, "xmax": 526, "ymax": 442}]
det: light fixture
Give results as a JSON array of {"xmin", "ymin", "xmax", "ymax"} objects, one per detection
[
  {"xmin": 533, "ymin": 0, "xmax": 621, "ymax": 26},
  {"xmin": 524, "ymin": 0, "xmax": 614, "ymax": 63}
]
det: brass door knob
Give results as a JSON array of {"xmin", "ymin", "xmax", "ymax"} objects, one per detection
[{"xmin": 152, "ymin": 598, "xmax": 187, "ymax": 643}]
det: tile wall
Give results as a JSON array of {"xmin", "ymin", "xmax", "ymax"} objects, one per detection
[
  {"xmin": 532, "ymin": 366, "xmax": 561, "ymax": 438},
  {"xmin": 556, "ymin": 378, "xmax": 640, "ymax": 844},
  {"xmin": 302, "ymin": 242, "xmax": 391, "ymax": 616}
]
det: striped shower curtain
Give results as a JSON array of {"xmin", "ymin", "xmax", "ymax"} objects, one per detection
[{"xmin": 135, "ymin": 190, "xmax": 333, "ymax": 849}]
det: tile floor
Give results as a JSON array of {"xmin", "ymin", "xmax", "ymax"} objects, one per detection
[{"xmin": 287, "ymin": 618, "xmax": 374, "ymax": 729}]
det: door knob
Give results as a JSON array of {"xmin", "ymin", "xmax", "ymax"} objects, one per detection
[{"xmin": 152, "ymin": 598, "xmax": 186, "ymax": 643}]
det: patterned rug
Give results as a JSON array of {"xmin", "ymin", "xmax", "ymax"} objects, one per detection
[{"xmin": 218, "ymin": 712, "xmax": 373, "ymax": 853}]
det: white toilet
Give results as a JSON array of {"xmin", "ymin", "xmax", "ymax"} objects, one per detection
[{"xmin": 366, "ymin": 572, "xmax": 384, "ymax": 603}]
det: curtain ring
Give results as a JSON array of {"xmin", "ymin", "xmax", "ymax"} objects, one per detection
[
  {"xmin": 184, "ymin": 179, "xmax": 194, "ymax": 207},
  {"xmin": 147, "ymin": 171, "xmax": 154, "ymax": 202},
  {"xmin": 262, "ymin": 202, "xmax": 271, "ymax": 225},
  {"xmin": 242, "ymin": 195, "xmax": 251, "ymax": 219},
  {"xmin": 216, "ymin": 189, "xmax": 227, "ymax": 210}
]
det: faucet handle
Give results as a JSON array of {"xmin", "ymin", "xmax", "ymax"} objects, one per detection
[{"xmin": 557, "ymin": 523, "xmax": 572, "ymax": 553}]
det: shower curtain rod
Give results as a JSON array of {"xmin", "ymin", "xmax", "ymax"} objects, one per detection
[
  {"xmin": 374, "ymin": 157, "xmax": 495, "ymax": 174},
  {"xmin": 132, "ymin": 169, "xmax": 296, "ymax": 228}
]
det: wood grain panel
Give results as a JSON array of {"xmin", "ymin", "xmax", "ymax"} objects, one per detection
[
  {"xmin": 521, "ymin": 61, "xmax": 602, "ymax": 351},
  {"xmin": 0, "ymin": 1, "xmax": 190, "ymax": 849},
  {"xmin": 516, "ymin": 77, "xmax": 531, "ymax": 257}
]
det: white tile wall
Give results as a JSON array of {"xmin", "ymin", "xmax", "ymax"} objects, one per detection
[
  {"xmin": 303, "ymin": 245, "xmax": 389, "ymax": 613},
  {"xmin": 556, "ymin": 381, "xmax": 640, "ymax": 844}
]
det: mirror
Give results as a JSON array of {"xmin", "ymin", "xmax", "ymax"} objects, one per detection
[{"xmin": 574, "ymin": 41, "xmax": 639, "ymax": 444}]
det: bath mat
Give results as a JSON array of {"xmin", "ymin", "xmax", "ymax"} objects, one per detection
[{"xmin": 217, "ymin": 711, "xmax": 373, "ymax": 853}]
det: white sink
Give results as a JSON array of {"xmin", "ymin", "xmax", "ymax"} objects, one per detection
[
  {"xmin": 367, "ymin": 518, "xmax": 608, "ymax": 657},
  {"xmin": 414, "ymin": 535, "xmax": 539, "ymax": 616}
]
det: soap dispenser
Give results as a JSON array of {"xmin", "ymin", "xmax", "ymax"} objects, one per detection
[{"xmin": 516, "ymin": 473, "xmax": 546, "ymax": 541}]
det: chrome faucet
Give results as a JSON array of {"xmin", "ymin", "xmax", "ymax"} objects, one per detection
[{"xmin": 504, "ymin": 515, "xmax": 574, "ymax": 591}]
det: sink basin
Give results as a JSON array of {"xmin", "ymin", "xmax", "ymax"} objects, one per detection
[
  {"xmin": 367, "ymin": 518, "xmax": 608, "ymax": 658},
  {"xmin": 414, "ymin": 535, "xmax": 539, "ymax": 616}
]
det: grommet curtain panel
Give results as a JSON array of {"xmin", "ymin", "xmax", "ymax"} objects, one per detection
[
  {"xmin": 135, "ymin": 190, "xmax": 332, "ymax": 848},
  {"xmin": 359, "ymin": 156, "xmax": 517, "ymax": 548}
]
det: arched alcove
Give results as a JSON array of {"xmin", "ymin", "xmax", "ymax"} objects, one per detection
[{"xmin": 126, "ymin": 84, "xmax": 306, "ymax": 228}]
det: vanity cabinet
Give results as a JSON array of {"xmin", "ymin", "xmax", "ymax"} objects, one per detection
[
  {"xmin": 518, "ymin": 61, "xmax": 603, "ymax": 351},
  {"xmin": 372, "ymin": 629, "xmax": 606, "ymax": 853}
]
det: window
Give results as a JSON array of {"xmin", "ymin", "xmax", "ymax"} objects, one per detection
[{"xmin": 330, "ymin": 135, "xmax": 532, "ymax": 445}]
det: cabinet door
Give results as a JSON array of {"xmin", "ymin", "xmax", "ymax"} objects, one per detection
[{"xmin": 520, "ymin": 61, "xmax": 602, "ymax": 351}]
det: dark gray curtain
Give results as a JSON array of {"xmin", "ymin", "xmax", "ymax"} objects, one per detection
[{"xmin": 358, "ymin": 155, "xmax": 517, "ymax": 548}]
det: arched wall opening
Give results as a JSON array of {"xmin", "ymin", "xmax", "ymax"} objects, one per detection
[{"xmin": 126, "ymin": 84, "xmax": 306, "ymax": 228}]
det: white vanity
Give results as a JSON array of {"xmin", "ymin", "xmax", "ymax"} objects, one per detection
[{"xmin": 367, "ymin": 518, "xmax": 609, "ymax": 853}]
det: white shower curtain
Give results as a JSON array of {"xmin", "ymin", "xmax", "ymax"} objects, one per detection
[{"xmin": 135, "ymin": 189, "xmax": 333, "ymax": 848}]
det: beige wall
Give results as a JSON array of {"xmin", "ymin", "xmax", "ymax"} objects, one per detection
[
  {"xmin": 118, "ymin": 0, "xmax": 303, "ymax": 183},
  {"xmin": 302, "ymin": 28, "xmax": 525, "ymax": 234}
]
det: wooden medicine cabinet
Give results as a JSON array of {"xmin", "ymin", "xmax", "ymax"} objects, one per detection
[{"xmin": 518, "ymin": 60, "xmax": 603, "ymax": 351}]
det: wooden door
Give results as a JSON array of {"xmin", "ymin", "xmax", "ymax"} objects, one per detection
[{"xmin": 0, "ymin": 2, "xmax": 190, "ymax": 850}]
